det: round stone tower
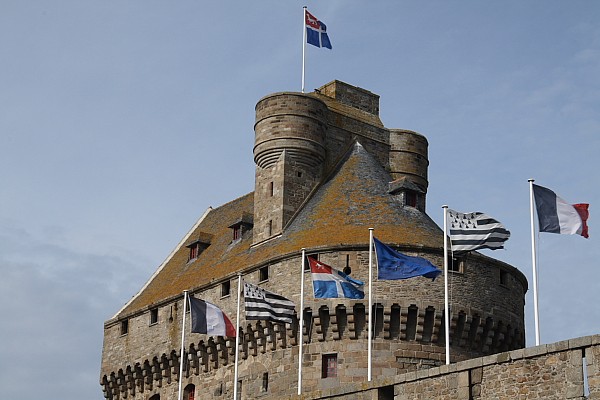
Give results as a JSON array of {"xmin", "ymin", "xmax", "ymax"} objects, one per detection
[
  {"xmin": 389, "ymin": 128, "xmax": 429, "ymax": 190},
  {"xmin": 253, "ymin": 93, "xmax": 328, "ymax": 244}
]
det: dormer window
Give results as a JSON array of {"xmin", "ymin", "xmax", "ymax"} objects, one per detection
[
  {"xmin": 233, "ymin": 225, "xmax": 242, "ymax": 241},
  {"xmin": 388, "ymin": 177, "xmax": 426, "ymax": 212},
  {"xmin": 185, "ymin": 233, "xmax": 212, "ymax": 262},
  {"xmin": 228, "ymin": 213, "xmax": 254, "ymax": 243}
]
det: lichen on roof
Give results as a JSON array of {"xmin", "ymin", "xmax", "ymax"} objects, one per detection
[{"xmin": 117, "ymin": 141, "xmax": 443, "ymax": 318}]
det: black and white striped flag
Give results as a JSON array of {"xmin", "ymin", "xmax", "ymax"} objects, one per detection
[
  {"xmin": 244, "ymin": 282, "xmax": 295, "ymax": 324},
  {"xmin": 447, "ymin": 209, "xmax": 510, "ymax": 252}
]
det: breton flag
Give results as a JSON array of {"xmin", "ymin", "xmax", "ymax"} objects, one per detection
[
  {"xmin": 374, "ymin": 238, "xmax": 441, "ymax": 281},
  {"xmin": 305, "ymin": 9, "xmax": 332, "ymax": 49},
  {"xmin": 244, "ymin": 282, "xmax": 295, "ymax": 324},
  {"xmin": 447, "ymin": 209, "xmax": 510, "ymax": 252},
  {"xmin": 308, "ymin": 256, "xmax": 364, "ymax": 299},
  {"xmin": 189, "ymin": 296, "xmax": 236, "ymax": 337},
  {"xmin": 532, "ymin": 184, "xmax": 589, "ymax": 238}
]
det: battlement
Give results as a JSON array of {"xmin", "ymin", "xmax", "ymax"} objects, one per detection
[{"xmin": 100, "ymin": 300, "xmax": 523, "ymax": 399}]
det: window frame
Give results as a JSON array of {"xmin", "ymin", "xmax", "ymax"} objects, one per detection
[
  {"xmin": 221, "ymin": 280, "xmax": 231, "ymax": 298},
  {"xmin": 120, "ymin": 319, "xmax": 129, "ymax": 335},
  {"xmin": 321, "ymin": 353, "xmax": 338, "ymax": 378},
  {"xmin": 150, "ymin": 308, "xmax": 158, "ymax": 325},
  {"xmin": 259, "ymin": 265, "xmax": 269, "ymax": 282}
]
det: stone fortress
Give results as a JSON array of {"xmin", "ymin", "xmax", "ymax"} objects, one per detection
[{"xmin": 101, "ymin": 81, "xmax": 600, "ymax": 399}]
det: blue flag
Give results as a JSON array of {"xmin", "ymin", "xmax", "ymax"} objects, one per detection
[
  {"xmin": 374, "ymin": 238, "xmax": 441, "ymax": 281},
  {"xmin": 305, "ymin": 9, "xmax": 332, "ymax": 49}
]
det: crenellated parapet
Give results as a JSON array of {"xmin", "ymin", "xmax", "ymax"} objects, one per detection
[{"xmin": 100, "ymin": 300, "xmax": 524, "ymax": 399}]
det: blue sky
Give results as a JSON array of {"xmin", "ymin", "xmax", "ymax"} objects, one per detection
[{"xmin": 1, "ymin": 1, "xmax": 599, "ymax": 399}]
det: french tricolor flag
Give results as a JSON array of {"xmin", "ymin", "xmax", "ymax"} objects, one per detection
[
  {"xmin": 189, "ymin": 296, "xmax": 236, "ymax": 337},
  {"xmin": 308, "ymin": 257, "xmax": 364, "ymax": 299},
  {"xmin": 532, "ymin": 184, "xmax": 589, "ymax": 238}
]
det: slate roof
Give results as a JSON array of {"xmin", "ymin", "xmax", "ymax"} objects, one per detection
[{"xmin": 115, "ymin": 141, "xmax": 444, "ymax": 319}]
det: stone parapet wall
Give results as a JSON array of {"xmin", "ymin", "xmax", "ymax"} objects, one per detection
[
  {"xmin": 101, "ymin": 249, "xmax": 525, "ymax": 375},
  {"xmin": 294, "ymin": 335, "xmax": 600, "ymax": 400},
  {"xmin": 100, "ymin": 297, "xmax": 524, "ymax": 399}
]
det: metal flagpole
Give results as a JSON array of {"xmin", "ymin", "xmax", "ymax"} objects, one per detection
[
  {"xmin": 368, "ymin": 228, "xmax": 374, "ymax": 381},
  {"xmin": 297, "ymin": 249, "xmax": 306, "ymax": 395},
  {"xmin": 233, "ymin": 273, "xmax": 242, "ymax": 400},
  {"xmin": 177, "ymin": 290, "xmax": 189, "ymax": 400},
  {"xmin": 442, "ymin": 206, "xmax": 450, "ymax": 364},
  {"xmin": 301, "ymin": 6, "xmax": 307, "ymax": 93},
  {"xmin": 529, "ymin": 179, "xmax": 541, "ymax": 346}
]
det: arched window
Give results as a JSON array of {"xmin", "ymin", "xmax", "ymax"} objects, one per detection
[{"xmin": 184, "ymin": 383, "xmax": 196, "ymax": 400}]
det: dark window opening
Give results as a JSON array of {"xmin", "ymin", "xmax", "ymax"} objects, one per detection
[
  {"xmin": 261, "ymin": 372, "xmax": 269, "ymax": 392},
  {"xmin": 268, "ymin": 181, "xmax": 274, "ymax": 197},
  {"xmin": 221, "ymin": 280, "xmax": 231, "ymax": 297},
  {"xmin": 500, "ymin": 270, "xmax": 508, "ymax": 285},
  {"xmin": 378, "ymin": 385, "xmax": 395, "ymax": 400},
  {"xmin": 405, "ymin": 190, "xmax": 417, "ymax": 207},
  {"xmin": 297, "ymin": 171, "xmax": 303, "ymax": 178},
  {"xmin": 187, "ymin": 240, "xmax": 209, "ymax": 262},
  {"xmin": 214, "ymin": 384, "xmax": 223, "ymax": 396},
  {"xmin": 189, "ymin": 244, "xmax": 199, "ymax": 260},
  {"xmin": 322, "ymin": 353, "xmax": 337, "ymax": 378},
  {"xmin": 150, "ymin": 308, "xmax": 158, "ymax": 325},
  {"xmin": 259, "ymin": 266, "xmax": 269, "ymax": 282},
  {"xmin": 447, "ymin": 254, "xmax": 463, "ymax": 273},
  {"xmin": 120, "ymin": 319, "xmax": 129, "ymax": 335},
  {"xmin": 233, "ymin": 225, "xmax": 242, "ymax": 241},
  {"xmin": 267, "ymin": 220, "xmax": 272, "ymax": 236},
  {"xmin": 184, "ymin": 384, "xmax": 195, "ymax": 400}
]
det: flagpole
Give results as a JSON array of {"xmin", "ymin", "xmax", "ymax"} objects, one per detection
[
  {"xmin": 297, "ymin": 249, "xmax": 306, "ymax": 395},
  {"xmin": 177, "ymin": 290, "xmax": 188, "ymax": 400},
  {"xmin": 442, "ymin": 206, "xmax": 450, "ymax": 364},
  {"xmin": 233, "ymin": 273, "xmax": 242, "ymax": 400},
  {"xmin": 529, "ymin": 179, "xmax": 541, "ymax": 346},
  {"xmin": 301, "ymin": 6, "xmax": 307, "ymax": 93},
  {"xmin": 367, "ymin": 228, "xmax": 374, "ymax": 381}
]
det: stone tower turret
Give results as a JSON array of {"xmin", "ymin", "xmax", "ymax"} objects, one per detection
[
  {"xmin": 389, "ymin": 129, "xmax": 429, "ymax": 211},
  {"xmin": 253, "ymin": 93, "xmax": 328, "ymax": 244}
]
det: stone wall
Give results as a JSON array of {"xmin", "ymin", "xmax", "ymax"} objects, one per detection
[
  {"xmin": 298, "ymin": 334, "xmax": 600, "ymax": 400},
  {"xmin": 101, "ymin": 248, "xmax": 526, "ymax": 399}
]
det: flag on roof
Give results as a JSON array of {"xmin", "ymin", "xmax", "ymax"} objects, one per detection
[
  {"xmin": 447, "ymin": 209, "xmax": 510, "ymax": 252},
  {"xmin": 532, "ymin": 184, "xmax": 589, "ymax": 238},
  {"xmin": 374, "ymin": 238, "xmax": 441, "ymax": 281},
  {"xmin": 308, "ymin": 256, "xmax": 364, "ymax": 299},
  {"xmin": 189, "ymin": 296, "xmax": 236, "ymax": 337},
  {"xmin": 305, "ymin": 9, "xmax": 332, "ymax": 49},
  {"xmin": 244, "ymin": 282, "xmax": 295, "ymax": 324}
]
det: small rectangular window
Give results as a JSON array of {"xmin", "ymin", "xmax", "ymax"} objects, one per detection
[
  {"xmin": 322, "ymin": 353, "xmax": 337, "ymax": 378},
  {"xmin": 267, "ymin": 220, "xmax": 272, "ymax": 236},
  {"xmin": 150, "ymin": 308, "xmax": 158, "ymax": 325},
  {"xmin": 269, "ymin": 181, "xmax": 274, "ymax": 197},
  {"xmin": 233, "ymin": 225, "xmax": 243, "ymax": 241},
  {"xmin": 259, "ymin": 266, "xmax": 269, "ymax": 282},
  {"xmin": 261, "ymin": 372, "xmax": 269, "ymax": 392},
  {"xmin": 405, "ymin": 191, "xmax": 417, "ymax": 207},
  {"xmin": 447, "ymin": 254, "xmax": 463, "ymax": 273},
  {"xmin": 189, "ymin": 244, "xmax": 199, "ymax": 261},
  {"xmin": 500, "ymin": 270, "xmax": 508, "ymax": 286},
  {"xmin": 221, "ymin": 280, "xmax": 231, "ymax": 297},
  {"xmin": 120, "ymin": 319, "xmax": 129, "ymax": 335}
]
